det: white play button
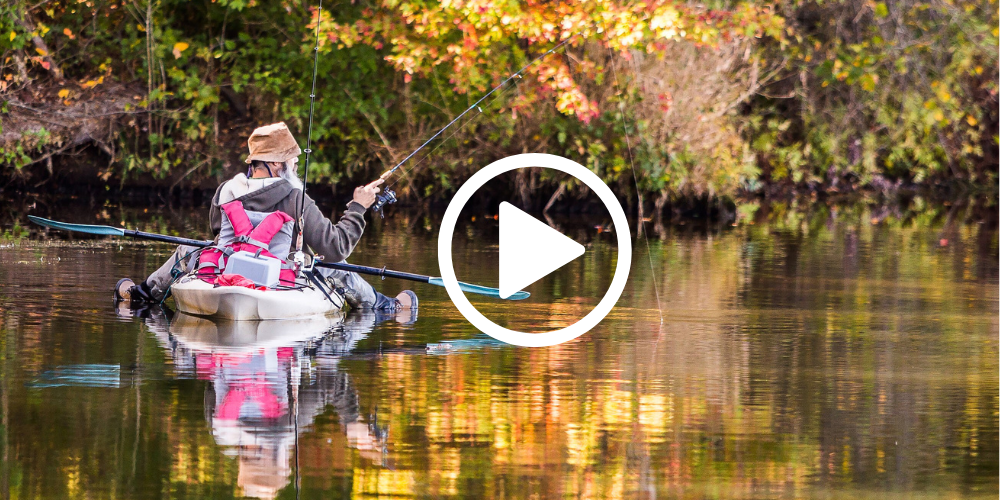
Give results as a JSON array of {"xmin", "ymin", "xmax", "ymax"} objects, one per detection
[{"xmin": 498, "ymin": 201, "xmax": 585, "ymax": 299}]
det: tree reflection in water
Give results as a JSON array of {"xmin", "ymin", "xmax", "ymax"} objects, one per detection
[{"xmin": 0, "ymin": 207, "xmax": 995, "ymax": 499}]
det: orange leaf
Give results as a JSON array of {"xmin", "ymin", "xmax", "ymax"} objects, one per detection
[{"xmin": 172, "ymin": 42, "xmax": 189, "ymax": 59}]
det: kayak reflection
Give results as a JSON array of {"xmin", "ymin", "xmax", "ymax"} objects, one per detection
[{"xmin": 144, "ymin": 311, "xmax": 391, "ymax": 500}]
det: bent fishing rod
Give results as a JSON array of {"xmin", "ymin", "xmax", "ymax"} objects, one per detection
[
  {"xmin": 369, "ymin": 35, "xmax": 579, "ymax": 217},
  {"xmin": 295, "ymin": 7, "xmax": 575, "ymax": 218},
  {"xmin": 26, "ymin": 216, "xmax": 528, "ymax": 300}
]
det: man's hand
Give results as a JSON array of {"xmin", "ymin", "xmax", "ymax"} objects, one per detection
[{"xmin": 352, "ymin": 178, "xmax": 384, "ymax": 209}]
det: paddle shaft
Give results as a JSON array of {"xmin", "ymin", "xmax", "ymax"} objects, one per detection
[
  {"xmin": 123, "ymin": 229, "xmax": 213, "ymax": 248},
  {"xmin": 313, "ymin": 261, "xmax": 430, "ymax": 284},
  {"xmin": 29, "ymin": 215, "xmax": 526, "ymax": 299},
  {"xmin": 124, "ymin": 229, "xmax": 434, "ymax": 284}
]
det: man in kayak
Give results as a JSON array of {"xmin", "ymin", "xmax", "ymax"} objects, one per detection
[{"xmin": 114, "ymin": 122, "xmax": 417, "ymax": 312}]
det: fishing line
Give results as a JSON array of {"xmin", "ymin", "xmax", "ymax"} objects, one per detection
[
  {"xmin": 381, "ymin": 36, "xmax": 577, "ymax": 181},
  {"xmin": 293, "ymin": 373, "xmax": 301, "ymax": 500},
  {"xmin": 608, "ymin": 50, "xmax": 663, "ymax": 323},
  {"xmin": 383, "ymin": 75, "xmax": 526, "ymax": 191},
  {"xmin": 372, "ymin": 36, "xmax": 579, "ymax": 215}
]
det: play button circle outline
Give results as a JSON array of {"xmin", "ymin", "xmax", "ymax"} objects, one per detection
[{"xmin": 438, "ymin": 153, "xmax": 632, "ymax": 347}]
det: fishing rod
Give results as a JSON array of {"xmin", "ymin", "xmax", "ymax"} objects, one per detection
[
  {"xmin": 370, "ymin": 35, "xmax": 578, "ymax": 217},
  {"xmin": 293, "ymin": 0, "xmax": 325, "ymax": 267},
  {"xmin": 26, "ymin": 215, "xmax": 529, "ymax": 300}
]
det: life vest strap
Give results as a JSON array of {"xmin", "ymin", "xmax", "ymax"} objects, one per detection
[
  {"xmin": 234, "ymin": 234, "xmax": 270, "ymax": 250},
  {"xmin": 199, "ymin": 201, "xmax": 296, "ymax": 288}
]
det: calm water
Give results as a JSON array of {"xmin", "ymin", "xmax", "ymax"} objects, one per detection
[{"xmin": 0, "ymin": 201, "xmax": 996, "ymax": 499}]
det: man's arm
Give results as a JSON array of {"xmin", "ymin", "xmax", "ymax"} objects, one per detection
[
  {"xmin": 301, "ymin": 196, "xmax": 368, "ymax": 262},
  {"xmin": 300, "ymin": 178, "xmax": 384, "ymax": 262}
]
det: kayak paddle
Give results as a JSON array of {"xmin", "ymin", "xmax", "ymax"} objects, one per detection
[
  {"xmin": 312, "ymin": 261, "xmax": 526, "ymax": 300},
  {"xmin": 27, "ymin": 215, "xmax": 214, "ymax": 247},
  {"xmin": 27, "ymin": 215, "xmax": 529, "ymax": 300}
]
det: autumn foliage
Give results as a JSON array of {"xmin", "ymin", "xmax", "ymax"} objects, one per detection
[
  {"xmin": 0, "ymin": 0, "xmax": 996, "ymax": 211},
  {"xmin": 324, "ymin": 0, "xmax": 782, "ymax": 123}
]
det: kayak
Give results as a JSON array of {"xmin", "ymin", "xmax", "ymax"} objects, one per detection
[{"xmin": 170, "ymin": 273, "xmax": 345, "ymax": 320}]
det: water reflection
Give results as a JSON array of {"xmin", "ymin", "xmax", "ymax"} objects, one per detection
[
  {"xmin": 145, "ymin": 311, "xmax": 388, "ymax": 499},
  {"xmin": 0, "ymin": 202, "xmax": 996, "ymax": 499}
]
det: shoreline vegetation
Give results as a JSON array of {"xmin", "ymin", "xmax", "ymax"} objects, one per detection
[
  {"xmin": 3, "ymin": 189, "xmax": 996, "ymax": 245},
  {"xmin": 1, "ymin": 0, "xmax": 997, "ymax": 218}
]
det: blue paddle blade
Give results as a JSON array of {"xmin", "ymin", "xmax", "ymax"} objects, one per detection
[
  {"xmin": 28, "ymin": 215, "xmax": 126, "ymax": 237},
  {"xmin": 427, "ymin": 277, "xmax": 530, "ymax": 300},
  {"xmin": 426, "ymin": 334, "xmax": 509, "ymax": 354},
  {"xmin": 27, "ymin": 364, "xmax": 122, "ymax": 388}
]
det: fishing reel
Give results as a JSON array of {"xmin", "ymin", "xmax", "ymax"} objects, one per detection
[{"xmin": 372, "ymin": 188, "xmax": 397, "ymax": 219}]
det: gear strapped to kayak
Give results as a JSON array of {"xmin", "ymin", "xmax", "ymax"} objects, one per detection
[{"xmin": 197, "ymin": 200, "xmax": 298, "ymax": 288}]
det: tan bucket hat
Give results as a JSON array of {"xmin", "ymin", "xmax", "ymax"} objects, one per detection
[{"xmin": 245, "ymin": 122, "xmax": 302, "ymax": 163}]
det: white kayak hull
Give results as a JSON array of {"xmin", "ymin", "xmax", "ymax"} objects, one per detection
[{"xmin": 170, "ymin": 275, "xmax": 344, "ymax": 320}]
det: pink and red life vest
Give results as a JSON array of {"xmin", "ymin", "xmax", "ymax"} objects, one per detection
[{"xmin": 197, "ymin": 200, "xmax": 297, "ymax": 287}]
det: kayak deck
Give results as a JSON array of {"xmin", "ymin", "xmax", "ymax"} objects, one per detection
[{"xmin": 170, "ymin": 275, "xmax": 344, "ymax": 320}]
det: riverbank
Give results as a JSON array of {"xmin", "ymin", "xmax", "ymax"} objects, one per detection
[
  {"xmin": 3, "ymin": 184, "xmax": 995, "ymax": 247},
  {"xmin": 3, "ymin": 0, "xmax": 995, "ymax": 216}
]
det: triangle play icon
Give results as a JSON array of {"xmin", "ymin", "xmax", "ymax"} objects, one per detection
[{"xmin": 499, "ymin": 202, "xmax": 585, "ymax": 299}]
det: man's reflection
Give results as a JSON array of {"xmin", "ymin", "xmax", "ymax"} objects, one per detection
[{"xmin": 140, "ymin": 309, "xmax": 400, "ymax": 499}]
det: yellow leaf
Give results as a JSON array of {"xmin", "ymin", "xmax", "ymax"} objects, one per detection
[
  {"xmin": 35, "ymin": 47, "xmax": 47, "ymax": 56},
  {"xmin": 967, "ymin": 115, "xmax": 978, "ymax": 126},
  {"xmin": 8, "ymin": 31, "xmax": 15, "ymax": 42},
  {"xmin": 172, "ymin": 42, "xmax": 189, "ymax": 59},
  {"xmin": 933, "ymin": 111, "xmax": 944, "ymax": 122},
  {"xmin": 58, "ymin": 89, "xmax": 69, "ymax": 98}
]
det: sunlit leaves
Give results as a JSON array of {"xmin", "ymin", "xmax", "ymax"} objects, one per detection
[
  {"xmin": 172, "ymin": 42, "xmax": 189, "ymax": 59},
  {"xmin": 322, "ymin": 0, "xmax": 781, "ymax": 123}
]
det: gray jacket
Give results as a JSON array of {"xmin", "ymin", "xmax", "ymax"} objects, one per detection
[{"xmin": 209, "ymin": 179, "xmax": 367, "ymax": 263}]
